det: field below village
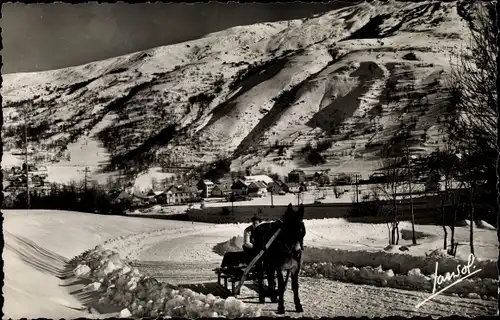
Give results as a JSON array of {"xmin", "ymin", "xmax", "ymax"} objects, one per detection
[{"xmin": 126, "ymin": 185, "xmax": 495, "ymax": 227}]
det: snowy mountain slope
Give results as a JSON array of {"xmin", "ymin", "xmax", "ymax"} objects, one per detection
[{"xmin": 2, "ymin": 1, "xmax": 477, "ymax": 181}]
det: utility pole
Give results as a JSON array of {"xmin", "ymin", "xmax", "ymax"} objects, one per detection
[
  {"xmin": 467, "ymin": 153, "xmax": 475, "ymax": 256},
  {"xmin": 406, "ymin": 143, "xmax": 416, "ymax": 245},
  {"xmin": 24, "ymin": 104, "xmax": 30, "ymax": 209},
  {"xmin": 332, "ymin": 175, "xmax": 337, "ymax": 198},
  {"xmin": 83, "ymin": 167, "xmax": 90, "ymax": 193},
  {"xmin": 270, "ymin": 188, "xmax": 274, "ymax": 208},
  {"xmin": 231, "ymin": 191, "xmax": 234, "ymax": 215},
  {"xmin": 355, "ymin": 174, "xmax": 359, "ymax": 203}
]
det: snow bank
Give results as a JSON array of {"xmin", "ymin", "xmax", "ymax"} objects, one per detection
[
  {"xmin": 214, "ymin": 235, "xmax": 497, "ymax": 300},
  {"xmin": 72, "ymin": 246, "xmax": 272, "ymax": 318},
  {"xmin": 303, "ymin": 247, "xmax": 498, "ymax": 280},
  {"xmin": 301, "ymin": 262, "xmax": 498, "ymax": 300},
  {"xmin": 214, "ymin": 234, "xmax": 497, "ymax": 280},
  {"xmin": 129, "ymin": 205, "xmax": 190, "ymax": 216},
  {"xmin": 213, "ymin": 236, "xmax": 244, "ymax": 256},
  {"xmin": 475, "ymin": 220, "xmax": 496, "ymax": 231},
  {"xmin": 4, "ymin": 209, "xmax": 215, "ymax": 319}
]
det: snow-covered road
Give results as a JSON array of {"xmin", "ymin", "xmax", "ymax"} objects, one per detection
[
  {"xmin": 130, "ymin": 230, "xmax": 497, "ymax": 317},
  {"xmin": 3, "ymin": 210, "xmax": 497, "ymax": 318},
  {"xmin": 132, "ymin": 260, "xmax": 496, "ymax": 317}
]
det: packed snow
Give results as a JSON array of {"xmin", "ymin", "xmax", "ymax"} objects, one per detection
[
  {"xmin": 2, "ymin": 210, "xmax": 225, "ymax": 318},
  {"xmin": 71, "ymin": 246, "xmax": 268, "ymax": 318},
  {"xmin": 3, "ymin": 209, "xmax": 497, "ymax": 318},
  {"xmin": 215, "ymin": 230, "xmax": 498, "ymax": 300}
]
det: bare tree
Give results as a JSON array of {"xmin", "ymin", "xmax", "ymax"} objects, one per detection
[
  {"xmin": 423, "ymin": 144, "xmax": 459, "ymax": 251},
  {"xmin": 446, "ymin": 4, "xmax": 497, "ymax": 155},
  {"xmin": 443, "ymin": 3, "xmax": 497, "ymax": 265},
  {"xmin": 403, "ymin": 142, "xmax": 417, "ymax": 245},
  {"xmin": 447, "ymin": 184, "xmax": 465, "ymax": 257},
  {"xmin": 444, "ymin": 2, "xmax": 497, "ymax": 230},
  {"xmin": 105, "ymin": 176, "xmax": 117, "ymax": 191},
  {"xmin": 376, "ymin": 154, "xmax": 406, "ymax": 245},
  {"xmin": 456, "ymin": 152, "xmax": 479, "ymax": 256}
]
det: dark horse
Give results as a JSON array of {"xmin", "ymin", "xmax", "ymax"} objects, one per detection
[{"xmin": 252, "ymin": 203, "xmax": 306, "ymax": 314}]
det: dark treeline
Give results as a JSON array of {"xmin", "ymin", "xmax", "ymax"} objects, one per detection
[{"xmin": 2, "ymin": 183, "xmax": 132, "ymax": 215}]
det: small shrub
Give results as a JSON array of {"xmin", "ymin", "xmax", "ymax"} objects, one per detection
[
  {"xmin": 300, "ymin": 142, "xmax": 313, "ymax": 154},
  {"xmin": 316, "ymin": 140, "xmax": 333, "ymax": 153},
  {"xmin": 349, "ymin": 200, "xmax": 388, "ymax": 217},
  {"xmin": 403, "ymin": 52, "xmax": 419, "ymax": 61},
  {"xmin": 307, "ymin": 150, "xmax": 326, "ymax": 165}
]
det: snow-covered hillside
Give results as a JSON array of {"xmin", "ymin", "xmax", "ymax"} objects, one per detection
[{"xmin": 2, "ymin": 1, "xmax": 479, "ymax": 182}]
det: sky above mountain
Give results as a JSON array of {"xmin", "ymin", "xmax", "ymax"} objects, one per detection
[{"xmin": 1, "ymin": 1, "xmax": 357, "ymax": 74}]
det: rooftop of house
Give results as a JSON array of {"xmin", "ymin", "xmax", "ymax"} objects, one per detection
[
  {"xmin": 163, "ymin": 184, "xmax": 197, "ymax": 193},
  {"xmin": 232, "ymin": 179, "xmax": 251, "ymax": 188},
  {"xmin": 116, "ymin": 190, "xmax": 131, "ymax": 199},
  {"xmin": 248, "ymin": 180, "xmax": 267, "ymax": 189},
  {"xmin": 147, "ymin": 189, "xmax": 165, "ymax": 196},
  {"xmin": 243, "ymin": 175, "xmax": 273, "ymax": 184}
]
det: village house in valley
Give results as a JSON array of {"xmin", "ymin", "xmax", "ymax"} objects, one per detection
[
  {"xmin": 282, "ymin": 182, "xmax": 302, "ymax": 193},
  {"xmin": 166, "ymin": 184, "xmax": 198, "ymax": 204},
  {"xmin": 147, "ymin": 184, "xmax": 199, "ymax": 205},
  {"xmin": 266, "ymin": 181, "xmax": 283, "ymax": 194},
  {"xmin": 242, "ymin": 175, "xmax": 274, "ymax": 185},
  {"xmin": 231, "ymin": 179, "xmax": 250, "ymax": 196},
  {"xmin": 115, "ymin": 186, "xmax": 147, "ymax": 207},
  {"xmin": 303, "ymin": 180, "xmax": 319, "ymax": 191},
  {"xmin": 288, "ymin": 169, "xmax": 306, "ymax": 184},
  {"xmin": 228, "ymin": 174, "xmax": 277, "ymax": 198},
  {"xmin": 247, "ymin": 180, "xmax": 268, "ymax": 197},
  {"xmin": 211, "ymin": 183, "xmax": 232, "ymax": 197},
  {"xmin": 314, "ymin": 171, "xmax": 331, "ymax": 186},
  {"xmin": 146, "ymin": 189, "xmax": 164, "ymax": 198},
  {"xmin": 197, "ymin": 179, "xmax": 214, "ymax": 198}
]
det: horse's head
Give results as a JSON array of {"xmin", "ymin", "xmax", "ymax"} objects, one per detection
[{"xmin": 280, "ymin": 203, "xmax": 306, "ymax": 252}]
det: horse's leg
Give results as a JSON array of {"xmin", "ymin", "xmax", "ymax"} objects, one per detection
[
  {"xmin": 267, "ymin": 267, "xmax": 277, "ymax": 303},
  {"xmin": 276, "ymin": 269, "xmax": 285, "ymax": 314},
  {"xmin": 257, "ymin": 261, "xmax": 265, "ymax": 303},
  {"xmin": 291, "ymin": 270, "xmax": 303, "ymax": 313}
]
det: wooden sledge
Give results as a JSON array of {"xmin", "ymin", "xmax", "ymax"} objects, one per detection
[{"xmin": 214, "ymin": 228, "xmax": 281, "ymax": 296}]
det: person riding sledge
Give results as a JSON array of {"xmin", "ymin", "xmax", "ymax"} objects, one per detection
[
  {"xmin": 243, "ymin": 216, "xmax": 262, "ymax": 261},
  {"xmin": 220, "ymin": 215, "xmax": 263, "ymax": 270}
]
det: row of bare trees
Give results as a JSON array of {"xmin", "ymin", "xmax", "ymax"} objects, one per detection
[
  {"xmin": 364, "ymin": 3, "xmax": 497, "ymax": 253},
  {"xmin": 444, "ymin": 1, "xmax": 497, "ymax": 260},
  {"xmin": 367, "ymin": 137, "xmax": 492, "ymax": 254},
  {"xmin": 446, "ymin": 8, "xmax": 497, "ymax": 315}
]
